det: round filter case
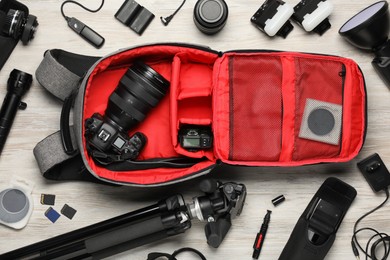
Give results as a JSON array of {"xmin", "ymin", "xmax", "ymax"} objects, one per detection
[
  {"xmin": 194, "ymin": 0, "xmax": 228, "ymax": 35},
  {"xmin": 299, "ymin": 99, "xmax": 342, "ymax": 145},
  {"xmin": 0, "ymin": 182, "xmax": 33, "ymax": 229}
]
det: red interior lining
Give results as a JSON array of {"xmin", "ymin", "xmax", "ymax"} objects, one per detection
[
  {"xmin": 213, "ymin": 52, "xmax": 366, "ymax": 166},
  {"xmin": 293, "ymin": 58, "xmax": 344, "ymax": 161},
  {"xmin": 82, "ymin": 45, "xmax": 218, "ymax": 185},
  {"xmin": 228, "ymin": 55, "xmax": 283, "ymax": 161},
  {"xmin": 82, "ymin": 46, "xmax": 366, "ymax": 185},
  {"xmin": 170, "ymin": 53, "xmax": 216, "ymax": 160},
  {"xmin": 340, "ymin": 59, "xmax": 366, "ymax": 159}
]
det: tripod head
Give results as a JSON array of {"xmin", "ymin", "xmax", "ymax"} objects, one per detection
[{"xmin": 187, "ymin": 179, "xmax": 247, "ymax": 247}]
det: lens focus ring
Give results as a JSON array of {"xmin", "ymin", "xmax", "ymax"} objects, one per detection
[
  {"xmin": 4, "ymin": 9, "xmax": 24, "ymax": 39},
  {"xmin": 105, "ymin": 61, "xmax": 170, "ymax": 131}
]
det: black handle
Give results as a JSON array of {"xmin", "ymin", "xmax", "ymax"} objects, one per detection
[
  {"xmin": 60, "ymin": 91, "xmax": 77, "ymax": 155},
  {"xmin": 205, "ymin": 218, "xmax": 231, "ymax": 248}
]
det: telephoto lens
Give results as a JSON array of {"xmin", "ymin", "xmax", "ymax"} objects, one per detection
[
  {"xmin": 106, "ymin": 61, "xmax": 170, "ymax": 132},
  {"xmin": 0, "ymin": 69, "xmax": 33, "ymax": 155},
  {"xmin": 1, "ymin": 9, "xmax": 38, "ymax": 44},
  {"xmin": 85, "ymin": 61, "xmax": 170, "ymax": 160}
]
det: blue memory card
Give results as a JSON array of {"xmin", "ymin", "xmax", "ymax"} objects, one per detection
[{"xmin": 45, "ymin": 207, "xmax": 60, "ymax": 223}]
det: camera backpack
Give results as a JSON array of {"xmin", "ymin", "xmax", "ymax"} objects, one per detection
[{"xmin": 33, "ymin": 43, "xmax": 367, "ymax": 186}]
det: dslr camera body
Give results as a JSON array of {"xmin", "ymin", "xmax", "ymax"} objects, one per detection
[
  {"xmin": 85, "ymin": 61, "xmax": 170, "ymax": 163},
  {"xmin": 85, "ymin": 113, "xmax": 146, "ymax": 161},
  {"xmin": 0, "ymin": 0, "xmax": 38, "ymax": 70}
]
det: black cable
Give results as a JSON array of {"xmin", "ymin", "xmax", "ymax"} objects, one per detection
[
  {"xmin": 351, "ymin": 188, "xmax": 390, "ymax": 260},
  {"xmin": 147, "ymin": 247, "xmax": 207, "ymax": 260},
  {"xmin": 160, "ymin": 0, "xmax": 187, "ymax": 26},
  {"xmin": 172, "ymin": 247, "xmax": 207, "ymax": 260},
  {"xmin": 61, "ymin": 0, "xmax": 105, "ymax": 21}
]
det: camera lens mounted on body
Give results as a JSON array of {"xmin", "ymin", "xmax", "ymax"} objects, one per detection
[
  {"xmin": 105, "ymin": 60, "xmax": 170, "ymax": 131},
  {"xmin": 1, "ymin": 9, "xmax": 38, "ymax": 45},
  {"xmin": 85, "ymin": 61, "xmax": 170, "ymax": 163}
]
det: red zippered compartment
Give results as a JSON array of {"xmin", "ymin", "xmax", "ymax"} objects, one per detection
[
  {"xmin": 213, "ymin": 52, "xmax": 366, "ymax": 166},
  {"xmin": 81, "ymin": 45, "xmax": 366, "ymax": 185},
  {"xmin": 82, "ymin": 45, "xmax": 219, "ymax": 185}
]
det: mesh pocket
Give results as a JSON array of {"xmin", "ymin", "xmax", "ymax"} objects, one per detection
[
  {"xmin": 294, "ymin": 58, "xmax": 345, "ymax": 160},
  {"xmin": 229, "ymin": 55, "xmax": 283, "ymax": 161}
]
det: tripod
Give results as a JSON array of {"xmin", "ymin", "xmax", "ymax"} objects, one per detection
[{"xmin": 1, "ymin": 180, "xmax": 246, "ymax": 260}]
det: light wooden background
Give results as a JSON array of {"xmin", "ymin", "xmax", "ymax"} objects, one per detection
[{"xmin": 0, "ymin": 1, "xmax": 389, "ymax": 259}]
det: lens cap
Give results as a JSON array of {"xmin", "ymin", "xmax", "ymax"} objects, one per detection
[{"xmin": 194, "ymin": 0, "xmax": 228, "ymax": 35}]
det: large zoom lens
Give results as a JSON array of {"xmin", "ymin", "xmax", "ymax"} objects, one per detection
[
  {"xmin": 2, "ymin": 9, "xmax": 38, "ymax": 44},
  {"xmin": 105, "ymin": 61, "xmax": 170, "ymax": 132}
]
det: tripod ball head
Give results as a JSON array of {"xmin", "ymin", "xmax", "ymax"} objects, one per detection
[{"xmin": 188, "ymin": 180, "xmax": 247, "ymax": 248}]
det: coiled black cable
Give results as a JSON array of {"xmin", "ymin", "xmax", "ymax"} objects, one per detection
[
  {"xmin": 61, "ymin": 0, "xmax": 105, "ymax": 21},
  {"xmin": 351, "ymin": 188, "xmax": 390, "ymax": 260}
]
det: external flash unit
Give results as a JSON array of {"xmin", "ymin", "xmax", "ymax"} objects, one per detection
[
  {"xmin": 339, "ymin": 1, "xmax": 390, "ymax": 87},
  {"xmin": 251, "ymin": 0, "xmax": 294, "ymax": 38},
  {"xmin": 292, "ymin": 0, "xmax": 333, "ymax": 35}
]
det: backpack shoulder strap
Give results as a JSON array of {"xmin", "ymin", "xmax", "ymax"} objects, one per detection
[
  {"xmin": 35, "ymin": 49, "xmax": 100, "ymax": 101},
  {"xmin": 34, "ymin": 49, "xmax": 105, "ymax": 184}
]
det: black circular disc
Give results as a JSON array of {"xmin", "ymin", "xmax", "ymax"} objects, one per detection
[{"xmin": 308, "ymin": 108, "xmax": 335, "ymax": 136}]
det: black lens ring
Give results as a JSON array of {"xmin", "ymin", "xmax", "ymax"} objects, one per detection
[
  {"xmin": 132, "ymin": 61, "xmax": 170, "ymax": 93},
  {"xmin": 115, "ymin": 86, "xmax": 151, "ymax": 113},
  {"xmin": 105, "ymin": 61, "xmax": 170, "ymax": 131},
  {"xmin": 6, "ymin": 9, "xmax": 24, "ymax": 39},
  {"xmin": 21, "ymin": 14, "xmax": 38, "ymax": 45},
  {"xmin": 125, "ymin": 68, "xmax": 166, "ymax": 99},
  {"xmin": 108, "ymin": 92, "xmax": 146, "ymax": 122},
  {"xmin": 120, "ymin": 72, "xmax": 161, "ymax": 106}
]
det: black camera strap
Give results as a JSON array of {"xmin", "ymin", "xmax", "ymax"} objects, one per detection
[{"xmin": 90, "ymin": 148, "xmax": 205, "ymax": 170}]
